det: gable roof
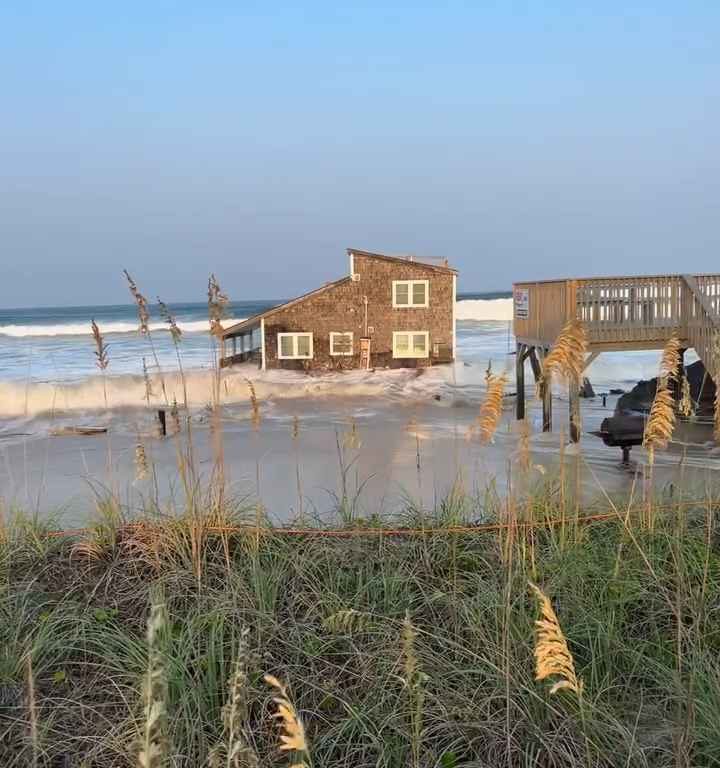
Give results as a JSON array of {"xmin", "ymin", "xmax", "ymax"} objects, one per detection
[
  {"xmin": 221, "ymin": 276, "xmax": 351, "ymax": 337},
  {"xmin": 347, "ymin": 248, "xmax": 457, "ymax": 274}
]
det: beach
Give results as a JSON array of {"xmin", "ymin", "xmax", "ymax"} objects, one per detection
[
  {"xmin": 2, "ymin": 362, "xmax": 719, "ymax": 527},
  {"xmin": 1, "ymin": 294, "xmax": 719, "ymax": 524}
]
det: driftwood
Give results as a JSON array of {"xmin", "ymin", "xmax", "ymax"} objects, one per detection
[{"xmin": 50, "ymin": 426, "xmax": 108, "ymax": 437}]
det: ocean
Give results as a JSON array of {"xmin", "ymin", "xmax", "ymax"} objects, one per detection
[
  {"xmin": 0, "ymin": 291, "xmax": 714, "ymax": 522},
  {"xmin": 0, "ymin": 291, "xmax": 678, "ymax": 421},
  {"xmin": 0, "ymin": 292, "xmax": 514, "ymax": 383}
]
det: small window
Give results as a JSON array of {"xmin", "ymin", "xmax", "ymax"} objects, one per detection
[
  {"xmin": 277, "ymin": 332, "xmax": 313, "ymax": 360},
  {"xmin": 393, "ymin": 331, "xmax": 429, "ymax": 358},
  {"xmin": 393, "ymin": 280, "xmax": 429, "ymax": 308},
  {"xmin": 330, "ymin": 332, "xmax": 354, "ymax": 356}
]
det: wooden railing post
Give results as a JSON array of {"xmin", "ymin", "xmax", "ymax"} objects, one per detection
[{"xmin": 567, "ymin": 280, "xmax": 578, "ymax": 322}]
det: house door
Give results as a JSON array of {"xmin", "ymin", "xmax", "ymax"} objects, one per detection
[{"xmin": 359, "ymin": 337, "xmax": 371, "ymax": 370}]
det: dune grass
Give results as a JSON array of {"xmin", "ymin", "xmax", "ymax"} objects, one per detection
[
  {"xmin": 1, "ymin": 484, "xmax": 720, "ymax": 767},
  {"xmin": 3, "ymin": 276, "xmax": 720, "ymax": 766}
]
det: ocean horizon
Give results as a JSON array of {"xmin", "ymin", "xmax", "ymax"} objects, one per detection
[{"xmin": 0, "ymin": 292, "xmax": 513, "ymax": 383}]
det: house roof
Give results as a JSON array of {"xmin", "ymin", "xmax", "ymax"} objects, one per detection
[
  {"xmin": 220, "ymin": 276, "xmax": 352, "ymax": 337},
  {"xmin": 347, "ymin": 248, "xmax": 457, "ymax": 274}
]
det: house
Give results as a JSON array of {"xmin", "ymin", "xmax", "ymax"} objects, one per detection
[{"xmin": 219, "ymin": 248, "xmax": 458, "ymax": 371}]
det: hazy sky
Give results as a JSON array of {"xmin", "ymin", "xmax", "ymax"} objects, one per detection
[{"xmin": 1, "ymin": 2, "xmax": 718, "ymax": 307}]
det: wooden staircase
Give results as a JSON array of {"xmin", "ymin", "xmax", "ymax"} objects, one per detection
[{"xmin": 681, "ymin": 274, "xmax": 720, "ymax": 381}]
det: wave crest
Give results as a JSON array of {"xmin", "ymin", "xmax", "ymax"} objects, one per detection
[
  {"xmin": 456, "ymin": 298, "xmax": 513, "ymax": 322},
  {"xmin": 0, "ymin": 366, "xmax": 452, "ymax": 419},
  {"xmin": 0, "ymin": 318, "xmax": 247, "ymax": 338}
]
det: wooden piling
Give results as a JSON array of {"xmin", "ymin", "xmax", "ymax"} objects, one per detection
[{"xmin": 515, "ymin": 343, "xmax": 526, "ymax": 421}]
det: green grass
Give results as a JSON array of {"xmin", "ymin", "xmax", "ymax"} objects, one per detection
[{"xmin": 1, "ymin": 490, "xmax": 720, "ymax": 767}]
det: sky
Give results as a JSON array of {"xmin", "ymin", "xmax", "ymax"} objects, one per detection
[{"xmin": 1, "ymin": 1, "xmax": 718, "ymax": 307}]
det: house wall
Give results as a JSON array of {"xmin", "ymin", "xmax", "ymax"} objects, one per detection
[{"xmin": 263, "ymin": 255, "xmax": 455, "ymax": 370}]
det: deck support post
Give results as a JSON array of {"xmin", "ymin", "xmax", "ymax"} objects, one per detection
[
  {"xmin": 569, "ymin": 383, "xmax": 581, "ymax": 443},
  {"xmin": 542, "ymin": 366, "xmax": 552, "ymax": 433},
  {"xmin": 672, "ymin": 348, "xmax": 686, "ymax": 402},
  {"xmin": 516, "ymin": 343, "xmax": 526, "ymax": 421},
  {"xmin": 528, "ymin": 347, "xmax": 552, "ymax": 432}
]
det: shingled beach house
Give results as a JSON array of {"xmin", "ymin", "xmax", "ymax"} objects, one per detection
[{"xmin": 220, "ymin": 248, "xmax": 457, "ymax": 371}]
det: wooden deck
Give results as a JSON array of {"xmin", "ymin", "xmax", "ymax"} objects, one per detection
[{"xmin": 512, "ymin": 273, "xmax": 720, "ymax": 440}]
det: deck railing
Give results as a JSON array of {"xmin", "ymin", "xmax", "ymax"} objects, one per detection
[
  {"xmin": 576, "ymin": 275, "xmax": 685, "ymax": 346},
  {"xmin": 513, "ymin": 274, "xmax": 720, "ymax": 358}
]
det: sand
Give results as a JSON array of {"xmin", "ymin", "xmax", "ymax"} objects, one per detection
[{"xmin": 2, "ymin": 366, "xmax": 720, "ymax": 528}]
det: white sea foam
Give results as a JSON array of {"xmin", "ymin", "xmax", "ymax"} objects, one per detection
[
  {"xmin": 0, "ymin": 318, "xmax": 248, "ymax": 338},
  {"xmin": 0, "ymin": 365, "xmax": 453, "ymax": 419}
]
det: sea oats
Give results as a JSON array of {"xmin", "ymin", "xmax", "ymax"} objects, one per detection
[
  {"xmin": 543, "ymin": 319, "xmax": 587, "ymax": 386},
  {"xmin": 679, "ymin": 376, "xmax": 694, "ymax": 418},
  {"xmin": 245, "ymin": 379, "xmax": 260, "ymax": 431},
  {"xmin": 142, "ymin": 357, "xmax": 155, "ymax": 405},
  {"xmin": 208, "ymin": 274, "xmax": 230, "ymax": 335},
  {"xmin": 469, "ymin": 372, "xmax": 507, "ymax": 443},
  {"xmin": 643, "ymin": 384, "xmax": 676, "ymax": 465},
  {"xmin": 528, "ymin": 582, "xmax": 582, "ymax": 695},
  {"xmin": 91, "ymin": 319, "xmax": 109, "ymax": 371},
  {"xmin": 209, "ymin": 628, "xmax": 259, "ymax": 768},
  {"xmin": 170, "ymin": 398, "xmax": 181, "ymax": 434},
  {"xmin": 401, "ymin": 612, "xmax": 427, "ymax": 768},
  {"xmin": 135, "ymin": 443, "xmax": 149, "ymax": 481},
  {"xmin": 157, "ymin": 298, "xmax": 182, "ymax": 343},
  {"xmin": 138, "ymin": 591, "xmax": 169, "ymax": 768},
  {"xmin": 517, "ymin": 418, "xmax": 531, "ymax": 472},
  {"xmin": 264, "ymin": 675, "xmax": 309, "ymax": 765},
  {"xmin": 124, "ymin": 269, "xmax": 151, "ymax": 336},
  {"xmin": 323, "ymin": 608, "xmax": 372, "ymax": 634},
  {"xmin": 659, "ymin": 334, "xmax": 682, "ymax": 385},
  {"xmin": 343, "ymin": 416, "xmax": 361, "ymax": 449}
]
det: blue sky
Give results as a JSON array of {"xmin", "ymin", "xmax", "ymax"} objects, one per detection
[{"xmin": 1, "ymin": 1, "xmax": 718, "ymax": 307}]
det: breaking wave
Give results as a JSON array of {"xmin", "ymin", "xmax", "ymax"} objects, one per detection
[
  {"xmin": 0, "ymin": 318, "xmax": 247, "ymax": 338},
  {"xmin": 456, "ymin": 298, "xmax": 513, "ymax": 322},
  {"xmin": 0, "ymin": 366, "xmax": 453, "ymax": 419}
]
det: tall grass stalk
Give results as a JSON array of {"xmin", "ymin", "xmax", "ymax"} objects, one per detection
[
  {"xmin": 138, "ymin": 589, "xmax": 169, "ymax": 768},
  {"xmin": 25, "ymin": 652, "xmax": 39, "ymax": 768},
  {"xmin": 124, "ymin": 269, "xmax": 169, "ymax": 405},
  {"xmin": 91, "ymin": 318, "xmax": 109, "ymax": 410},
  {"xmin": 291, "ymin": 415, "xmax": 303, "ymax": 521},
  {"xmin": 209, "ymin": 628, "xmax": 259, "ymax": 768},
  {"xmin": 401, "ymin": 612, "xmax": 427, "ymax": 768}
]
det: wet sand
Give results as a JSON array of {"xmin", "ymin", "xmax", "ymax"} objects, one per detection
[{"xmin": 2, "ymin": 372, "xmax": 719, "ymax": 527}]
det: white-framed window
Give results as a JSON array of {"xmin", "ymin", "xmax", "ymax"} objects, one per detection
[
  {"xmin": 393, "ymin": 331, "xmax": 430, "ymax": 359},
  {"xmin": 330, "ymin": 332, "xmax": 354, "ymax": 356},
  {"xmin": 392, "ymin": 279, "xmax": 429, "ymax": 308},
  {"xmin": 277, "ymin": 332, "xmax": 313, "ymax": 360}
]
